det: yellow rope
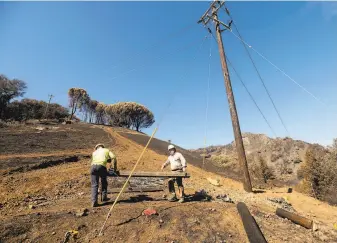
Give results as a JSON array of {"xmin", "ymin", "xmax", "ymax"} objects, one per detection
[
  {"xmin": 98, "ymin": 127, "xmax": 158, "ymax": 236},
  {"xmin": 97, "ymin": 35, "xmax": 209, "ymax": 236}
]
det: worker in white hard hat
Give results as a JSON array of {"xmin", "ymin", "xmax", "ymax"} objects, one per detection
[
  {"xmin": 161, "ymin": 144, "xmax": 187, "ymax": 203},
  {"xmin": 90, "ymin": 144, "xmax": 117, "ymax": 207}
]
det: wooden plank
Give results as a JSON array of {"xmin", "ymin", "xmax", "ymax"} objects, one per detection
[
  {"xmin": 237, "ymin": 202, "xmax": 267, "ymax": 243},
  {"xmin": 108, "ymin": 187, "xmax": 163, "ymax": 193},
  {"xmin": 109, "ymin": 171, "xmax": 190, "ymax": 178},
  {"xmin": 276, "ymin": 208, "xmax": 313, "ymax": 229}
]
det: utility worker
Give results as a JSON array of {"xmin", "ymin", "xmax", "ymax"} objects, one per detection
[
  {"xmin": 161, "ymin": 145, "xmax": 187, "ymax": 203},
  {"xmin": 90, "ymin": 144, "xmax": 117, "ymax": 207}
]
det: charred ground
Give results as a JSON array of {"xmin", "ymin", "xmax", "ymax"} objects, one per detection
[{"xmin": 1, "ymin": 123, "xmax": 337, "ymax": 243}]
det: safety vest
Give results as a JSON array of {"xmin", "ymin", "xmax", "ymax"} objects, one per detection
[{"xmin": 91, "ymin": 148, "xmax": 113, "ymax": 167}]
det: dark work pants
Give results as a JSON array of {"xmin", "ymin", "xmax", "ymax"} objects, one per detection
[
  {"xmin": 168, "ymin": 177, "xmax": 184, "ymax": 198},
  {"xmin": 90, "ymin": 164, "xmax": 108, "ymax": 203}
]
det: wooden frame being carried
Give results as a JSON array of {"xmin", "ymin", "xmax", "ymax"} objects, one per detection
[{"xmin": 108, "ymin": 170, "xmax": 190, "ymax": 178}]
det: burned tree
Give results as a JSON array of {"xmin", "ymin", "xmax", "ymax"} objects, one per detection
[{"xmin": 68, "ymin": 88, "xmax": 89, "ymax": 120}]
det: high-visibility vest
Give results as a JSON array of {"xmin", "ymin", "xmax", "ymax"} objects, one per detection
[{"xmin": 91, "ymin": 148, "xmax": 115, "ymax": 167}]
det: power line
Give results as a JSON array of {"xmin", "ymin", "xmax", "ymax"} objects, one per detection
[
  {"xmin": 205, "ymin": 26, "xmax": 277, "ymax": 137},
  {"xmin": 226, "ymin": 57, "xmax": 277, "ymax": 137},
  {"xmin": 111, "ymin": 37, "xmax": 207, "ymax": 81},
  {"xmin": 223, "ymin": 5, "xmax": 325, "ymax": 106},
  {"xmin": 222, "ymin": 5, "xmax": 289, "ymax": 136},
  {"xmin": 202, "ymin": 32, "xmax": 212, "ymax": 169},
  {"xmin": 155, "ymin": 34, "xmax": 210, "ymax": 127},
  {"xmin": 110, "ymin": 22, "xmax": 197, "ymax": 70}
]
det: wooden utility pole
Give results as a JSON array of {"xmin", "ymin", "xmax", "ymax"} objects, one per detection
[
  {"xmin": 43, "ymin": 94, "xmax": 54, "ymax": 119},
  {"xmin": 198, "ymin": 1, "xmax": 252, "ymax": 192},
  {"xmin": 237, "ymin": 202, "xmax": 267, "ymax": 242}
]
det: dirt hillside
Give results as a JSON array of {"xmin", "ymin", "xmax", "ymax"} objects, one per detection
[
  {"xmin": 1, "ymin": 124, "xmax": 337, "ymax": 242},
  {"xmin": 192, "ymin": 133, "xmax": 328, "ymax": 186}
]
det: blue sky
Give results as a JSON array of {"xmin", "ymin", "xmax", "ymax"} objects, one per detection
[{"xmin": 1, "ymin": 2, "xmax": 336, "ymax": 148}]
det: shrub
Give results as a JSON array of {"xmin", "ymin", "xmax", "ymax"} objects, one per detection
[
  {"xmin": 4, "ymin": 99, "xmax": 69, "ymax": 121},
  {"xmin": 250, "ymin": 156, "xmax": 274, "ymax": 183},
  {"xmin": 210, "ymin": 154, "xmax": 230, "ymax": 165},
  {"xmin": 298, "ymin": 147, "xmax": 337, "ymax": 205},
  {"xmin": 260, "ymin": 157, "xmax": 275, "ymax": 182}
]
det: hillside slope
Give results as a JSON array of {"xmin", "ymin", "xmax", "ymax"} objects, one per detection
[
  {"xmin": 1, "ymin": 124, "xmax": 337, "ymax": 242},
  {"xmin": 192, "ymin": 133, "xmax": 327, "ymax": 186}
]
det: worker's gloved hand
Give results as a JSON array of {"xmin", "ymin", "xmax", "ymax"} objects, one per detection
[{"xmin": 108, "ymin": 168, "xmax": 117, "ymax": 176}]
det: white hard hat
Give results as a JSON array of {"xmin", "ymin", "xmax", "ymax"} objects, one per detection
[
  {"xmin": 168, "ymin": 144, "xmax": 175, "ymax": 151},
  {"xmin": 95, "ymin": 144, "xmax": 105, "ymax": 150}
]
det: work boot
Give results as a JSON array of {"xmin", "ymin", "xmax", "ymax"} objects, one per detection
[
  {"xmin": 92, "ymin": 201, "xmax": 99, "ymax": 208},
  {"xmin": 102, "ymin": 196, "xmax": 110, "ymax": 202},
  {"xmin": 168, "ymin": 194, "xmax": 177, "ymax": 202}
]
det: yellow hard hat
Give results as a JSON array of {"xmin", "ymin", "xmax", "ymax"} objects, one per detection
[{"xmin": 95, "ymin": 144, "xmax": 105, "ymax": 150}]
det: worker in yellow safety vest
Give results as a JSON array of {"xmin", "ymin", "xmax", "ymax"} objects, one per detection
[{"xmin": 90, "ymin": 144, "xmax": 117, "ymax": 207}]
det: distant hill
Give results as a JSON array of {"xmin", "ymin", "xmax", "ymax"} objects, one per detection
[{"xmin": 191, "ymin": 133, "xmax": 327, "ymax": 187}]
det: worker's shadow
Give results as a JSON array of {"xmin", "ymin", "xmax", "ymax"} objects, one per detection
[
  {"xmin": 101, "ymin": 192, "xmax": 210, "ymax": 207},
  {"xmin": 120, "ymin": 194, "xmax": 156, "ymax": 203},
  {"xmin": 101, "ymin": 194, "xmax": 162, "ymax": 206},
  {"xmin": 185, "ymin": 193, "xmax": 212, "ymax": 202}
]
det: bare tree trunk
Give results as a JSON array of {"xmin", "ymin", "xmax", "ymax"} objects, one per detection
[{"xmin": 69, "ymin": 104, "xmax": 77, "ymax": 120}]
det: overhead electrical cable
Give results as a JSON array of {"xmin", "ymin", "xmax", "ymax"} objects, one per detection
[
  {"xmin": 202, "ymin": 32, "xmax": 212, "ymax": 169},
  {"xmin": 222, "ymin": 5, "xmax": 289, "ymax": 136},
  {"xmin": 155, "ymin": 34, "xmax": 210, "ymax": 127},
  {"xmin": 111, "ymin": 37, "xmax": 207, "ymax": 81},
  {"xmin": 111, "ymin": 22, "xmax": 197, "ymax": 69},
  {"xmin": 226, "ymin": 57, "xmax": 278, "ymax": 137},
  {"xmin": 223, "ymin": 5, "xmax": 325, "ymax": 106},
  {"xmin": 205, "ymin": 25, "xmax": 278, "ymax": 138}
]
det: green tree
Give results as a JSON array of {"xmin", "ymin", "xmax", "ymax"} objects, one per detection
[
  {"xmin": 0, "ymin": 74, "xmax": 27, "ymax": 119},
  {"xmin": 105, "ymin": 103, "xmax": 131, "ymax": 127},
  {"xmin": 129, "ymin": 102, "xmax": 155, "ymax": 131},
  {"xmin": 104, "ymin": 102, "xmax": 155, "ymax": 131}
]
